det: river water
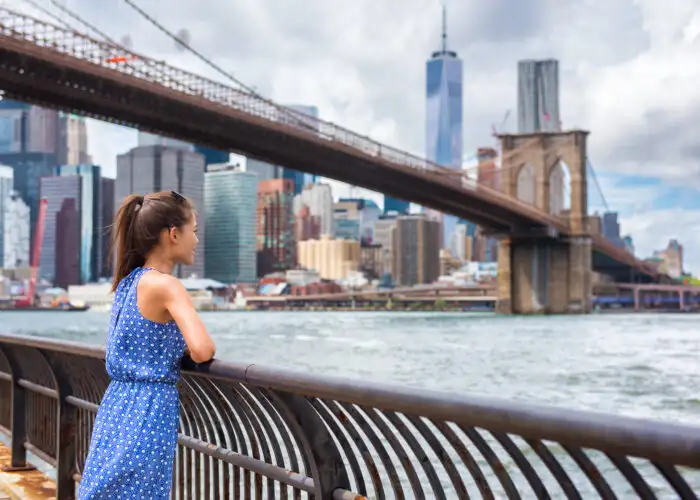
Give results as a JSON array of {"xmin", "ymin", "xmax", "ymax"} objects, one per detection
[
  {"xmin": 2, "ymin": 310, "xmax": 699, "ymax": 423},
  {"xmin": 2, "ymin": 311, "xmax": 699, "ymax": 497}
]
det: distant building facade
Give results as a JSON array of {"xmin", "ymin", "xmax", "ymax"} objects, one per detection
[
  {"xmin": 257, "ymin": 179, "xmax": 295, "ymax": 276},
  {"xmin": 293, "ymin": 183, "xmax": 333, "ymax": 236},
  {"xmin": 100, "ymin": 177, "xmax": 115, "ymax": 278},
  {"xmin": 39, "ymin": 175, "xmax": 81, "ymax": 285},
  {"xmin": 0, "ymin": 165, "xmax": 12, "ymax": 267},
  {"xmin": 517, "ymin": 59, "xmax": 561, "ymax": 133},
  {"xmin": 297, "ymin": 235, "xmax": 360, "ymax": 280},
  {"xmin": 57, "ymin": 164, "xmax": 103, "ymax": 283},
  {"xmin": 204, "ymin": 165, "xmax": 257, "ymax": 283},
  {"xmin": 2, "ymin": 191, "xmax": 30, "ymax": 269},
  {"xmin": 392, "ymin": 214, "xmax": 440, "ymax": 286}
]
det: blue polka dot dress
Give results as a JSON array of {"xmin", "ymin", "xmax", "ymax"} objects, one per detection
[{"xmin": 79, "ymin": 267, "xmax": 186, "ymax": 499}]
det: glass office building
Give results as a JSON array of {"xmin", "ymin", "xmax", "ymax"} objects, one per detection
[
  {"xmin": 40, "ymin": 164, "xmax": 102, "ymax": 285},
  {"xmin": 204, "ymin": 166, "xmax": 258, "ymax": 283},
  {"xmin": 425, "ymin": 7, "xmax": 463, "ymax": 248},
  {"xmin": 57, "ymin": 165, "xmax": 102, "ymax": 283}
]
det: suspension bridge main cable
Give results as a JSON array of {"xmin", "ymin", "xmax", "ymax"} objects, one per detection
[
  {"xmin": 122, "ymin": 0, "xmax": 268, "ymax": 99},
  {"xmin": 587, "ymin": 159, "xmax": 610, "ymax": 212}
]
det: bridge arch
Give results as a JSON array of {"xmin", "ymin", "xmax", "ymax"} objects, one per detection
[
  {"xmin": 516, "ymin": 163, "xmax": 536, "ymax": 205},
  {"xmin": 499, "ymin": 131, "xmax": 588, "ymax": 234},
  {"xmin": 548, "ymin": 160, "xmax": 571, "ymax": 217}
]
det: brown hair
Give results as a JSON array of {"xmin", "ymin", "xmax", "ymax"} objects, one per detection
[{"xmin": 110, "ymin": 191, "xmax": 194, "ymax": 291}]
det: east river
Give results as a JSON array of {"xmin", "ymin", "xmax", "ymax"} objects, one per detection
[
  {"xmin": 3, "ymin": 310, "xmax": 699, "ymax": 424},
  {"xmin": 2, "ymin": 311, "xmax": 699, "ymax": 497}
]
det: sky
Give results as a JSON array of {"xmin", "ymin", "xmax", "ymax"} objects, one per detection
[{"xmin": 5, "ymin": 0, "xmax": 700, "ymax": 271}]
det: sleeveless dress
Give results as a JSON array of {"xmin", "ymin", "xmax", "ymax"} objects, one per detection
[{"xmin": 78, "ymin": 267, "xmax": 187, "ymax": 499}]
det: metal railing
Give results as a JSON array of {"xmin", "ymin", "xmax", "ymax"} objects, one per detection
[{"xmin": 1, "ymin": 333, "xmax": 699, "ymax": 499}]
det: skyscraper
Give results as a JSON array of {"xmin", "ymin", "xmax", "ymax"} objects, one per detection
[
  {"xmin": 39, "ymin": 165, "xmax": 103, "ymax": 285},
  {"xmin": 0, "ymin": 100, "xmax": 59, "ymax": 237},
  {"xmin": 2, "ymin": 191, "xmax": 30, "ymax": 269},
  {"xmin": 194, "ymin": 145, "xmax": 229, "ymax": 170},
  {"xmin": 204, "ymin": 165, "xmax": 257, "ymax": 283},
  {"xmin": 392, "ymin": 214, "xmax": 441, "ymax": 286},
  {"xmin": 57, "ymin": 164, "xmax": 103, "ymax": 282},
  {"xmin": 116, "ymin": 145, "xmax": 206, "ymax": 278},
  {"xmin": 246, "ymin": 159, "xmax": 281, "ymax": 180},
  {"xmin": 137, "ymin": 131, "xmax": 193, "ymax": 151},
  {"xmin": 39, "ymin": 175, "xmax": 82, "ymax": 285},
  {"xmin": 602, "ymin": 212, "xmax": 624, "ymax": 247},
  {"xmin": 0, "ymin": 165, "xmax": 12, "ymax": 267},
  {"xmin": 425, "ymin": 6, "xmax": 463, "ymax": 249},
  {"xmin": 58, "ymin": 114, "xmax": 90, "ymax": 165},
  {"xmin": 293, "ymin": 183, "xmax": 334, "ymax": 237},
  {"xmin": 517, "ymin": 59, "xmax": 561, "ymax": 134},
  {"xmin": 100, "ymin": 177, "xmax": 115, "ymax": 279},
  {"xmin": 257, "ymin": 179, "xmax": 295, "ymax": 276},
  {"xmin": 383, "ymin": 196, "xmax": 410, "ymax": 215}
]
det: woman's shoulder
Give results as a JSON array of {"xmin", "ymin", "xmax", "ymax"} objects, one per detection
[{"xmin": 139, "ymin": 270, "xmax": 185, "ymax": 298}]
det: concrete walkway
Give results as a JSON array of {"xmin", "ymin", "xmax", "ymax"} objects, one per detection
[{"xmin": 0, "ymin": 443, "xmax": 56, "ymax": 500}]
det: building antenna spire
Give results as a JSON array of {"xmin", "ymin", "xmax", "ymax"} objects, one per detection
[{"xmin": 441, "ymin": 3, "xmax": 448, "ymax": 52}]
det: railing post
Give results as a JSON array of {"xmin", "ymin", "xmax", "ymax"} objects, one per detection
[
  {"xmin": 0, "ymin": 346, "xmax": 35, "ymax": 472},
  {"xmin": 267, "ymin": 390, "xmax": 351, "ymax": 499},
  {"xmin": 42, "ymin": 351, "xmax": 77, "ymax": 500}
]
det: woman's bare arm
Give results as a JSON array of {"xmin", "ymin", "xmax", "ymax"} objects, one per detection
[{"xmin": 161, "ymin": 277, "xmax": 216, "ymax": 363}]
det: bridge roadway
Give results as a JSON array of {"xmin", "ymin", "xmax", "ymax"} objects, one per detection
[{"xmin": 0, "ymin": 8, "xmax": 658, "ymax": 282}]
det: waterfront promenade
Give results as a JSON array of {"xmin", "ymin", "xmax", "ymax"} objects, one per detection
[{"xmin": 0, "ymin": 443, "xmax": 55, "ymax": 499}]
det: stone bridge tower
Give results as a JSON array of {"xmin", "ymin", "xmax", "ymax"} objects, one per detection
[{"xmin": 495, "ymin": 130, "xmax": 592, "ymax": 314}]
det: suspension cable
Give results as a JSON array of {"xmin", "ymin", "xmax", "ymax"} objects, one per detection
[{"xmin": 587, "ymin": 159, "xmax": 610, "ymax": 212}]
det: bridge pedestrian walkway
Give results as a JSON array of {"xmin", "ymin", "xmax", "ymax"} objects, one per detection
[{"xmin": 0, "ymin": 443, "xmax": 55, "ymax": 499}]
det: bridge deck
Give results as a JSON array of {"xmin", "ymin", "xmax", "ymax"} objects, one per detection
[{"xmin": 0, "ymin": 443, "xmax": 55, "ymax": 500}]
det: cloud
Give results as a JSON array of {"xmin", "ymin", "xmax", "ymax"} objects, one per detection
[{"xmin": 5, "ymin": 0, "xmax": 700, "ymax": 270}]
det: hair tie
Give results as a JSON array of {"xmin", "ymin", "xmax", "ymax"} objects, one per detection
[{"xmin": 135, "ymin": 195, "xmax": 144, "ymax": 211}]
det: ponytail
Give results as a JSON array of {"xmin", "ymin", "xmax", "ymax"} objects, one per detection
[
  {"xmin": 109, "ymin": 191, "xmax": 194, "ymax": 292},
  {"xmin": 110, "ymin": 194, "xmax": 145, "ymax": 291}
]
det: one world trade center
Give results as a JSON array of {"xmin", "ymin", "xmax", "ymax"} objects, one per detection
[{"xmin": 425, "ymin": 5, "xmax": 464, "ymax": 250}]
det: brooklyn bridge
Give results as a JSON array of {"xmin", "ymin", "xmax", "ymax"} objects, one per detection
[{"xmin": 0, "ymin": 6, "xmax": 664, "ymax": 316}]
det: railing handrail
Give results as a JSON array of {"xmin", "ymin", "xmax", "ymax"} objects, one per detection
[{"xmin": 2, "ymin": 332, "xmax": 699, "ymax": 470}]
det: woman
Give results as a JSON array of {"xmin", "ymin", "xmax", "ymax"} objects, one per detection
[{"xmin": 79, "ymin": 191, "xmax": 216, "ymax": 499}]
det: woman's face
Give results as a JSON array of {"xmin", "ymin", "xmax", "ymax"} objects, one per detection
[{"xmin": 172, "ymin": 213, "xmax": 199, "ymax": 266}]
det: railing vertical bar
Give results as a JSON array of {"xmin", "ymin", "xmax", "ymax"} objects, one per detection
[
  {"xmin": 0, "ymin": 346, "xmax": 34, "ymax": 471},
  {"xmin": 41, "ymin": 351, "xmax": 78, "ymax": 500}
]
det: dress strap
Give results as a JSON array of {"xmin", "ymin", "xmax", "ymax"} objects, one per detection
[{"xmin": 113, "ymin": 267, "xmax": 145, "ymax": 325}]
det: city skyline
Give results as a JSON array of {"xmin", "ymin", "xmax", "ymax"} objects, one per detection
[{"xmin": 4, "ymin": 0, "xmax": 699, "ymax": 271}]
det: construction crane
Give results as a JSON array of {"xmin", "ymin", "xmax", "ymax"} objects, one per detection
[
  {"xmin": 491, "ymin": 110, "xmax": 511, "ymax": 138},
  {"xmin": 13, "ymin": 198, "xmax": 47, "ymax": 308}
]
